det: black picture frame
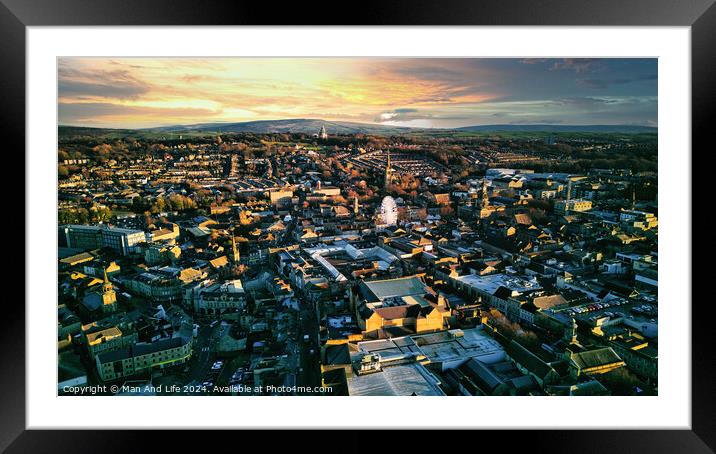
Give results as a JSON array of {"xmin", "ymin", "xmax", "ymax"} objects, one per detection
[{"xmin": 3, "ymin": 0, "xmax": 711, "ymax": 451}]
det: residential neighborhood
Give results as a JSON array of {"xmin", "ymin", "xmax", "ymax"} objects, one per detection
[{"xmin": 58, "ymin": 122, "xmax": 658, "ymax": 397}]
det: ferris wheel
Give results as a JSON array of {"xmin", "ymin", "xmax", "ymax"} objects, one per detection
[{"xmin": 380, "ymin": 196, "xmax": 398, "ymax": 226}]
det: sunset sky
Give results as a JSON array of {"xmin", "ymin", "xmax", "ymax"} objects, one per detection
[{"xmin": 58, "ymin": 58, "xmax": 657, "ymax": 129}]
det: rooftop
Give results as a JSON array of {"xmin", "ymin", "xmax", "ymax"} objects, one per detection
[
  {"xmin": 359, "ymin": 276, "xmax": 429, "ymax": 303},
  {"xmin": 347, "ymin": 361, "xmax": 444, "ymax": 396},
  {"xmin": 456, "ymin": 273, "xmax": 541, "ymax": 295}
]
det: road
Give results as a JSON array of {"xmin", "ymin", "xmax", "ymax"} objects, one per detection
[
  {"xmin": 296, "ymin": 296, "xmax": 322, "ymax": 394},
  {"xmin": 184, "ymin": 322, "xmax": 227, "ymax": 393}
]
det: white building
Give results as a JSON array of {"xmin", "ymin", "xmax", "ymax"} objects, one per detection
[{"xmin": 184, "ymin": 279, "xmax": 246, "ymax": 315}]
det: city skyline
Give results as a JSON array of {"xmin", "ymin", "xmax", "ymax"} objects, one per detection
[{"xmin": 58, "ymin": 58, "xmax": 657, "ymax": 129}]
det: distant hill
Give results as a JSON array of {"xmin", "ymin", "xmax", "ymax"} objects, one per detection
[
  {"xmin": 59, "ymin": 120, "xmax": 657, "ymax": 138},
  {"xmin": 59, "ymin": 126, "xmax": 137, "ymax": 136},
  {"xmin": 455, "ymin": 124, "xmax": 656, "ymax": 133},
  {"xmin": 146, "ymin": 119, "xmax": 415, "ymax": 135}
]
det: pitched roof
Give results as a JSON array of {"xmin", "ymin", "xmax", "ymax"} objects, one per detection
[
  {"xmin": 531, "ymin": 294, "xmax": 568, "ymax": 310},
  {"xmin": 569, "ymin": 380, "xmax": 610, "ymax": 396},
  {"xmin": 493, "ymin": 286, "xmax": 515, "ymax": 300},
  {"xmin": 460, "ymin": 358, "xmax": 503, "ymax": 392},
  {"xmin": 513, "ymin": 213, "xmax": 533, "ymax": 225},
  {"xmin": 374, "ymin": 304, "xmax": 422, "ymax": 320},
  {"xmin": 209, "ymin": 256, "xmax": 229, "ymax": 268},
  {"xmin": 178, "ymin": 268, "xmax": 203, "ymax": 283},
  {"xmin": 324, "ymin": 343, "xmax": 351, "ymax": 365},
  {"xmin": 506, "ymin": 340, "xmax": 556, "ymax": 379},
  {"xmin": 59, "ymin": 252, "xmax": 95, "ymax": 266},
  {"xmin": 86, "ymin": 327, "xmax": 122, "ymax": 345},
  {"xmin": 81, "ymin": 293, "xmax": 102, "ymax": 311},
  {"xmin": 570, "ymin": 347, "xmax": 624, "ymax": 370}
]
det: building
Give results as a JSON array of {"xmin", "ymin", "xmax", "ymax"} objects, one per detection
[
  {"xmin": 61, "ymin": 224, "xmax": 146, "ymax": 255},
  {"xmin": 269, "ymin": 189, "xmax": 294, "ymax": 207},
  {"xmin": 566, "ymin": 347, "xmax": 626, "ymax": 378},
  {"xmin": 619, "ymin": 209, "xmax": 658, "ymax": 230},
  {"xmin": 445, "ymin": 272, "xmax": 542, "ymax": 317},
  {"xmin": 407, "ymin": 327, "xmax": 505, "ymax": 370},
  {"xmin": 505, "ymin": 339, "xmax": 560, "ymax": 387},
  {"xmin": 311, "ymin": 185, "xmax": 341, "ymax": 198},
  {"xmin": 554, "ymin": 199, "xmax": 593, "ymax": 215},
  {"xmin": 444, "ymin": 357, "xmax": 540, "ymax": 396},
  {"xmin": 353, "ymin": 276, "xmax": 430, "ymax": 305},
  {"xmin": 124, "ymin": 272, "xmax": 183, "ymax": 303},
  {"xmin": 347, "ymin": 352, "xmax": 445, "ymax": 396},
  {"xmin": 184, "ymin": 279, "xmax": 246, "ymax": 315},
  {"xmin": 57, "ymin": 305, "xmax": 81, "ymax": 339},
  {"xmin": 148, "ymin": 223, "xmax": 180, "ymax": 242},
  {"xmin": 95, "ymin": 336, "xmax": 193, "ymax": 382},
  {"xmin": 352, "ymin": 276, "xmax": 450, "ymax": 336},
  {"xmin": 319, "ymin": 125, "xmax": 328, "ymax": 140},
  {"xmin": 84, "ymin": 325, "xmax": 138, "ymax": 359},
  {"xmin": 59, "ymin": 251, "xmax": 95, "ymax": 270},
  {"xmin": 80, "ymin": 271, "xmax": 118, "ymax": 315},
  {"xmin": 144, "ymin": 243, "xmax": 181, "ymax": 265}
]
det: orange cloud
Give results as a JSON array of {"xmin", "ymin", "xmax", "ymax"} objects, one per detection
[{"xmin": 57, "ymin": 57, "xmax": 657, "ymax": 128}]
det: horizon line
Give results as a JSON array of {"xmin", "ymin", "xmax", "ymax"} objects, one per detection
[{"xmin": 57, "ymin": 118, "xmax": 658, "ymax": 131}]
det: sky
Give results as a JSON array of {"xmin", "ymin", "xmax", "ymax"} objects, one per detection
[{"xmin": 58, "ymin": 57, "xmax": 657, "ymax": 129}]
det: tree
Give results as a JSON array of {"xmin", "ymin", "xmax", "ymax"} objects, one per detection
[
  {"xmin": 598, "ymin": 367, "xmax": 649, "ymax": 396},
  {"xmin": 92, "ymin": 143, "xmax": 113, "ymax": 156},
  {"xmin": 89, "ymin": 204, "xmax": 111, "ymax": 223},
  {"xmin": 487, "ymin": 308, "xmax": 542, "ymax": 354}
]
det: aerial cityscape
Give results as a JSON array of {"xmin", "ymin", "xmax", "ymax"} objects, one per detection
[{"xmin": 57, "ymin": 58, "xmax": 658, "ymax": 396}]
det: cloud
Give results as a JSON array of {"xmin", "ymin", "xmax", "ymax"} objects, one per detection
[
  {"xmin": 375, "ymin": 108, "xmax": 433, "ymax": 123},
  {"xmin": 519, "ymin": 58, "xmax": 550, "ymax": 65},
  {"xmin": 577, "ymin": 74, "xmax": 658, "ymax": 89},
  {"xmin": 557, "ymin": 97, "xmax": 620, "ymax": 106},
  {"xmin": 56, "ymin": 57, "xmax": 658, "ymax": 128},
  {"xmin": 58, "ymin": 80, "xmax": 149, "ymax": 100},
  {"xmin": 58, "ymin": 102, "xmax": 221, "ymax": 127},
  {"xmin": 59, "ymin": 66, "xmax": 151, "ymax": 100},
  {"xmin": 550, "ymin": 58, "xmax": 603, "ymax": 74}
]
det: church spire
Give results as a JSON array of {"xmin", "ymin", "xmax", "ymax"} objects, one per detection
[
  {"xmin": 384, "ymin": 151, "xmax": 393, "ymax": 189},
  {"xmin": 100, "ymin": 266, "xmax": 117, "ymax": 311},
  {"xmin": 102, "ymin": 268, "xmax": 112, "ymax": 292}
]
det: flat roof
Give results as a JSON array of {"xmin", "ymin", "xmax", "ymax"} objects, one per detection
[
  {"xmin": 360, "ymin": 276, "xmax": 429, "ymax": 302},
  {"xmin": 358, "ymin": 327, "xmax": 505, "ymax": 366},
  {"xmin": 412, "ymin": 328, "xmax": 505, "ymax": 364},
  {"xmin": 347, "ymin": 362, "xmax": 444, "ymax": 396},
  {"xmin": 457, "ymin": 273, "xmax": 541, "ymax": 295}
]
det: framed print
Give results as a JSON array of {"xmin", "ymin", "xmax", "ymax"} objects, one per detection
[{"xmin": 4, "ymin": 0, "xmax": 713, "ymax": 451}]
